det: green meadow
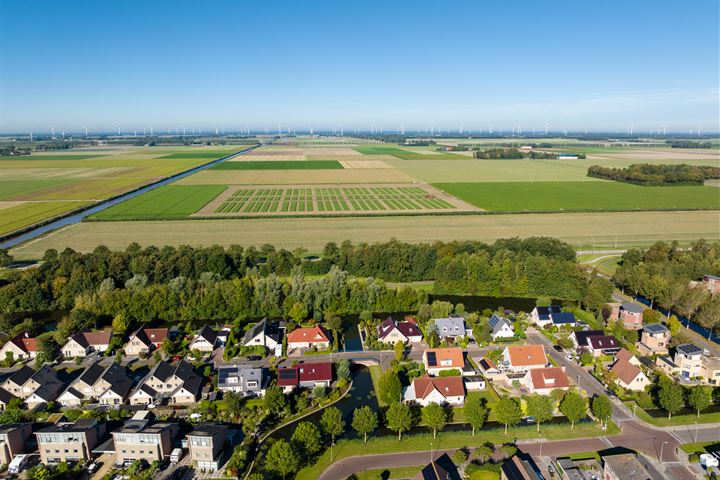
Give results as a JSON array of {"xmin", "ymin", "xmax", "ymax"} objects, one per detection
[
  {"xmin": 209, "ymin": 160, "xmax": 343, "ymax": 170},
  {"xmin": 434, "ymin": 181, "xmax": 720, "ymax": 212},
  {"xmin": 90, "ymin": 185, "xmax": 226, "ymax": 220}
]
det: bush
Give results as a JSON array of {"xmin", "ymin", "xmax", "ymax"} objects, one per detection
[{"xmin": 439, "ymin": 369, "xmax": 461, "ymax": 377}]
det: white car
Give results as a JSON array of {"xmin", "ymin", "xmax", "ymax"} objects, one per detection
[{"xmin": 565, "ymin": 353, "xmax": 573, "ymax": 361}]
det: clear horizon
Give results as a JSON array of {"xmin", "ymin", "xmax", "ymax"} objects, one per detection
[{"xmin": 1, "ymin": 0, "xmax": 718, "ymax": 133}]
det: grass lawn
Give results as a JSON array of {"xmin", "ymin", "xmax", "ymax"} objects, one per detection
[
  {"xmin": 625, "ymin": 401, "xmax": 720, "ymax": 426},
  {"xmin": 679, "ymin": 441, "xmax": 720, "ymax": 454},
  {"xmin": 355, "ymin": 466, "xmax": 422, "ymax": 480},
  {"xmin": 91, "ymin": 185, "xmax": 226, "ymax": 220},
  {"xmin": 368, "ymin": 365, "xmax": 386, "ymax": 407},
  {"xmin": 295, "ymin": 421, "xmax": 618, "ymax": 480},
  {"xmin": 433, "ymin": 181, "xmax": 720, "ymax": 212},
  {"xmin": 209, "ymin": 160, "xmax": 343, "ymax": 170},
  {"xmin": 565, "ymin": 451, "xmax": 602, "ymax": 461}
]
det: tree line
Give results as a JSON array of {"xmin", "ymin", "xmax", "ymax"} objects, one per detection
[
  {"xmin": 587, "ymin": 163, "xmax": 720, "ymax": 186},
  {"xmin": 666, "ymin": 140, "xmax": 712, "ymax": 149},
  {"xmin": 613, "ymin": 240, "xmax": 720, "ymax": 331}
]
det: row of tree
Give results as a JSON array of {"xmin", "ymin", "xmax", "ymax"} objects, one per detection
[
  {"xmin": 613, "ymin": 240, "xmax": 720, "ymax": 330},
  {"xmin": 587, "ymin": 163, "xmax": 720, "ymax": 186}
]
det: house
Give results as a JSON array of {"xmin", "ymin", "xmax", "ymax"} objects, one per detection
[
  {"xmin": 111, "ymin": 415, "xmax": 178, "ymax": 464},
  {"xmin": 530, "ymin": 306, "xmax": 576, "ymax": 328},
  {"xmin": 58, "ymin": 362, "xmax": 133, "ymax": 407},
  {"xmin": 241, "ymin": 318, "xmax": 284, "ymax": 351},
  {"xmin": 0, "ymin": 389, "xmax": 17, "ymax": 410},
  {"xmin": 501, "ymin": 345, "xmax": 547, "ymax": 373},
  {"xmin": 602, "ymin": 453, "xmax": 652, "ymax": 480},
  {"xmin": 434, "ymin": 314, "xmax": 469, "ymax": 340},
  {"xmin": 276, "ymin": 362, "xmax": 332, "ymax": 392},
  {"xmin": 403, "ymin": 375, "xmax": 465, "ymax": 406},
  {"xmin": 500, "ymin": 449, "xmax": 542, "ymax": 480},
  {"xmin": 0, "ymin": 423, "xmax": 32, "ymax": 465},
  {"xmin": 377, "ymin": 317, "xmax": 423, "ymax": 344},
  {"xmin": 217, "ymin": 365, "xmax": 264, "ymax": 396},
  {"xmin": 572, "ymin": 330, "xmax": 605, "ymax": 350},
  {"xmin": 189, "ymin": 325, "xmax": 218, "ymax": 353},
  {"xmin": 656, "ymin": 346, "xmax": 720, "ymax": 385},
  {"xmin": 187, "ymin": 423, "xmax": 230, "ymax": 472},
  {"xmin": 476, "ymin": 357, "xmax": 502, "ymax": 379},
  {"xmin": 61, "ymin": 330, "xmax": 112, "ymax": 358},
  {"xmin": 522, "ymin": 366, "xmax": 570, "ymax": 395},
  {"xmin": 124, "ymin": 327, "xmax": 169, "ymax": 356},
  {"xmin": 689, "ymin": 274, "xmax": 720, "ymax": 296},
  {"xmin": 36, "ymin": 419, "xmax": 105, "ymax": 464},
  {"xmin": 610, "ymin": 350, "xmax": 650, "ymax": 392},
  {"xmin": 463, "ymin": 375, "xmax": 486, "ymax": 391},
  {"xmin": 0, "ymin": 332, "xmax": 39, "ymax": 361},
  {"xmin": 286, "ymin": 325, "xmax": 330, "ymax": 351},
  {"xmin": 1, "ymin": 365, "xmax": 64, "ymax": 408},
  {"xmin": 423, "ymin": 348, "xmax": 465, "ymax": 376},
  {"xmin": 636, "ymin": 323, "xmax": 670, "ymax": 356},
  {"xmin": 412, "ymin": 453, "xmax": 460, "ymax": 480},
  {"xmin": 129, "ymin": 360, "xmax": 202, "ymax": 406},
  {"xmin": 586, "ymin": 335, "xmax": 621, "ymax": 357},
  {"xmin": 610, "ymin": 302, "xmax": 645, "ymax": 330},
  {"xmin": 489, "ymin": 314, "xmax": 515, "ymax": 340}
]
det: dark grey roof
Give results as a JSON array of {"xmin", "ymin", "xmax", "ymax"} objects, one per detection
[
  {"xmin": 78, "ymin": 363, "xmax": 106, "ymax": 386},
  {"xmin": 434, "ymin": 316, "xmax": 466, "ymax": 337},
  {"xmin": 32, "ymin": 381, "xmax": 64, "ymax": 402},
  {"xmin": 620, "ymin": 302, "xmax": 644, "ymax": 314},
  {"xmin": 588, "ymin": 335, "xmax": 620, "ymax": 350},
  {"xmin": 37, "ymin": 419, "xmax": 99, "ymax": 433},
  {"xmin": 188, "ymin": 423, "xmax": 227, "ymax": 439},
  {"xmin": 151, "ymin": 360, "xmax": 195, "ymax": 383},
  {"xmin": 196, "ymin": 325, "xmax": 218, "ymax": 345},
  {"xmin": 0, "ymin": 388, "xmax": 17, "ymax": 404},
  {"xmin": 60, "ymin": 386, "xmax": 84, "ymax": 400},
  {"xmin": 179, "ymin": 374, "xmax": 202, "ymax": 396},
  {"xmin": 6, "ymin": 366, "xmax": 35, "ymax": 386},
  {"xmin": 489, "ymin": 314, "xmax": 513, "ymax": 335},
  {"xmin": 677, "ymin": 343, "xmax": 703, "ymax": 356},
  {"xmin": 643, "ymin": 323, "xmax": 668, "ymax": 335},
  {"xmin": 241, "ymin": 319, "xmax": 266, "ymax": 345},
  {"xmin": 218, "ymin": 365, "xmax": 263, "ymax": 391}
]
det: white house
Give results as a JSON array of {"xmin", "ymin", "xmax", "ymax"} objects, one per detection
[
  {"xmin": 422, "ymin": 348, "xmax": 465, "ymax": 376},
  {"xmin": 403, "ymin": 376, "xmax": 465, "ymax": 406},
  {"xmin": 489, "ymin": 314, "xmax": 514, "ymax": 340},
  {"xmin": 189, "ymin": 325, "xmax": 218, "ymax": 353}
]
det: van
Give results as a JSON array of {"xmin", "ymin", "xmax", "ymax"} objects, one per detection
[
  {"xmin": 8, "ymin": 454, "xmax": 29, "ymax": 474},
  {"xmin": 170, "ymin": 448, "xmax": 183, "ymax": 464}
]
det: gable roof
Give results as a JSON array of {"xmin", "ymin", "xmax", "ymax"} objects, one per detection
[
  {"xmin": 287, "ymin": 325, "xmax": 329, "ymax": 344},
  {"xmin": 6, "ymin": 331, "xmax": 38, "ymax": 354},
  {"xmin": 297, "ymin": 363, "xmax": 332, "ymax": 382},
  {"xmin": 615, "ymin": 348, "xmax": 634, "ymax": 364},
  {"xmin": 195, "ymin": 325, "xmax": 217, "ymax": 344},
  {"xmin": 241, "ymin": 319, "xmax": 266, "ymax": 344},
  {"xmin": 413, "ymin": 453, "xmax": 460, "ymax": 480},
  {"xmin": 424, "ymin": 348, "xmax": 464, "ymax": 368},
  {"xmin": 610, "ymin": 358, "xmax": 644, "ymax": 385},
  {"xmin": 434, "ymin": 315, "xmax": 466, "ymax": 336},
  {"xmin": 77, "ymin": 362, "xmax": 106, "ymax": 386},
  {"xmin": 574, "ymin": 330, "xmax": 605, "ymax": 347},
  {"xmin": 528, "ymin": 367, "xmax": 569, "ymax": 390},
  {"xmin": 0, "ymin": 388, "xmax": 16, "ymax": 405},
  {"xmin": 506, "ymin": 345, "xmax": 546, "ymax": 367},
  {"xmin": 534, "ymin": 305, "xmax": 562, "ymax": 320},
  {"xmin": 377, "ymin": 317, "xmax": 398, "ymax": 340},
  {"xmin": 129, "ymin": 326, "xmax": 169, "ymax": 346},
  {"xmin": 151, "ymin": 360, "xmax": 195, "ymax": 383},
  {"xmin": 6, "ymin": 365, "xmax": 35, "ymax": 386},
  {"xmin": 397, "ymin": 321, "xmax": 421, "ymax": 338},
  {"xmin": 276, "ymin": 366, "xmax": 299, "ymax": 387},
  {"xmin": 412, "ymin": 376, "xmax": 465, "ymax": 400},
  {"xmin": 489, "ymin": 314, "xmax": 514, "ymax": 335},
  {"xmin": 588, "ymin": 335, "xmax": 620, "ymax": 351},
  {"xmin": 551, "ymin": 311, "xmax": 576, "ymax": 325}
]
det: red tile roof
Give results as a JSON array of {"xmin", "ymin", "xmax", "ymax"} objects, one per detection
[
  {"xmin": 528, "ymin": 367, "xmax": 570, "ymax": 390},
  {"xmin": 82, "ymin": 331, "xmax": 112, "ymax": 346},
  {"xmin": 424, "ymin": 348, "xmax": 464, "ymax": 368},
  {"xmin": 287, "ymin": 325, "xmax": 330, "ymax": 344},
  {"xmin": 10, "ymin": 332, "xmax": 38, "ymax": 353},
  {"xmin": 412, "ymin": 375, "xmax": 465, "ymax": 400},
  {"xmin": 297, "ymin": 363, "xmax": 332, "ymax": 382},
  {"xmin": 506, "ymin": 345, "xmax": 546, "ymax": 367},
  {"xmin": 610, "ymin": 358, "xmax": 643, "ymax": 385}
]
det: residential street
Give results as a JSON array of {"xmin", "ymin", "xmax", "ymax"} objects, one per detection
[{"xmin": 317, "ymin": 449, "xmax": 457, "ymax": 480}]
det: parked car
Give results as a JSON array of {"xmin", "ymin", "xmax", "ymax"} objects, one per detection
[
  {"xmin": 8, "ymin": 454, "xmax": 29, "ymax": 475},
  {"xmin": 246, "ymin": 355, "xmax": 262, "ymax": 361},
  {"xmin": 565, "ymin": 353, "xmax": 573, "ymax": 361},
  {"xmin": 87, "ymin": 461, "xmax": 102, "ymax": 474},
  {"xmin": 553, "ymin": 345, "xmax": 563, "ymax": 352}
]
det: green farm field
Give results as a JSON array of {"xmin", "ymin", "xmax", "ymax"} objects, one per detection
[
  {"xmin": 91, "ymin": 185, "xmax": 226, "ymax": 220},
  {"xmin": 434, "ymin": 181, "xmax": 720, "ymax": 212},
  {"xmin": 209, "ymin": 160, "xmax": 343, "ymax": 170},
  {"xmin": 0, "ymin": 201, "xmax": 90, "ymax": 235},
  {"xmin": 353, "ymin": 145, "xmax": 466, "ymax": 159},
  {"xmin": 11, "ymin": 210, "xmax": 720, "ymax": 260},
  {"xmin": 2, "ymin": 154, "xmax": 107, "ymax": 161}
]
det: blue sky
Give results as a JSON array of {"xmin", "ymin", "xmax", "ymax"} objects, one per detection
[{"xmin": 1, "ymin": 0, "xmax": 718, "ymax": 133}]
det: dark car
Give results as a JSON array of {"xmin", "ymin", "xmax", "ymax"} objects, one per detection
[
  {"xmin": 553, "ymin": 345, "xmax": 563, "ymax": 352},
  {"xmin": 246, "ymin": 355, "xmax": 262, "ymax": 361}
]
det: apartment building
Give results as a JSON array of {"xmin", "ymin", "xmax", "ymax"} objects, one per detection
[
  {"xmin": 112, "ymin": 415, "xmax": 178, "ymax": 464},
  {"xmin": 35, "ymin": 419, "xmax": 104, "ymax": 464},
  {"xmin": 187, "ymin": 424, "xmax": 229, "ymax": 472}
]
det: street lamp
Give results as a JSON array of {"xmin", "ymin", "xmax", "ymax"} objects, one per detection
[{"xmin": 659, "ymin": 441, "xmax": 668, "ymax": 463}]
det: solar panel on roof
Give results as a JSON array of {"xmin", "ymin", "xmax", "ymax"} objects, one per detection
[
  {"xmin": 678, "ymin": 344, "xmax": 703, "ymax": 355},
  {"xmin": 426, "ymin": 351, "xmax": 438, "ymax": 367},
  {"xmin": 279, "ymin": 369, "xmax": 297, "ymax": 379}
]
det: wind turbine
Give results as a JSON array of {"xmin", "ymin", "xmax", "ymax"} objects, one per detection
[
  {"xmin": 150, "ymin": 126, "xmax": 153, "ymax": 136},
  {"xmin": 116, "ymin": 126, "xmax": 121, "ymax": 136},
  {"xmin": 84, "ymin": 126, "xmax": 88, "ymax": 137},
  {"xmin": 51, "ymin": 127, "xmax": 55, "ymax": 138},
  {"xmin": 29, "ymin": 131, "xmax": 33, "ymax": 142}
]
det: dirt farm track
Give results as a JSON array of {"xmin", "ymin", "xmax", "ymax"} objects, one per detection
[{"xmin": 10, "ymin": 210, "xmax": 719, "ymax": 259}]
